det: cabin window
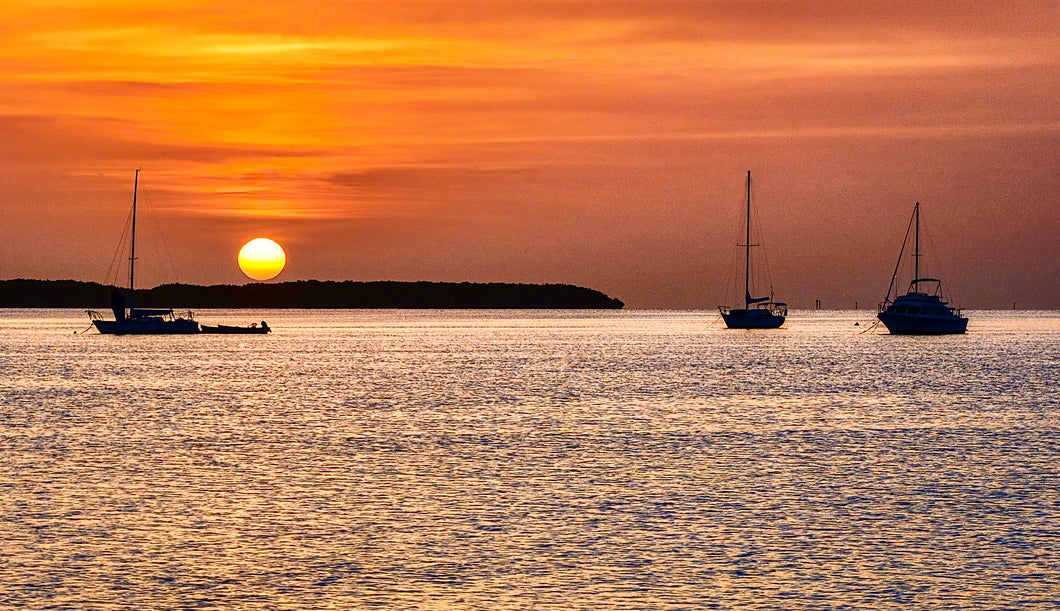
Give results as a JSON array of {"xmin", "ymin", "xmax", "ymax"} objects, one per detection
[{"xmin": 907, "ymin": 307, "xmax": 920, "ymax": 314}]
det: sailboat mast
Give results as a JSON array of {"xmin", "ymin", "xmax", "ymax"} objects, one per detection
[
  {"xmin": 129, "ymin": 169, "xmax": 139, "ymax": 312},
  {"xmin": 744, "ymin": 170, "xmax": 751, "ymax": 307},
  {"xmin": 914, "ymin": 201, "xmax": 920, "ymax": 283}
]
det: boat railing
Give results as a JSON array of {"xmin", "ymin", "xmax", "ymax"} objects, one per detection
[
  {"xmin": 909, "ymin": 278, "xmax": 943, "ymax": 296},
  {"xmin": 132, "ymin": 309, "xmax": 195, "ymax": 322},
  {"xmin": 758, "ymin": 301, "xmax": 787, "ymax": 316},
  {"xmin": 88, "ymin": 308, "xmax": 196, "ymax": 323}
]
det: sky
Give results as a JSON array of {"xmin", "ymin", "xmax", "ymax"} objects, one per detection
[{"xmin": 1, "ymin": 0, "xmax": 1057, "ymax": 309}]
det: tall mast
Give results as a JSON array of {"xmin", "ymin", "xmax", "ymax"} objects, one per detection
[
  {"xmin": 129, "ymin": 169, "xmax": 139, "ymax": 312},
  {"xmin": 913, "ymin": 200, "xmax": 920, "ymax": 283},
  {"xmin": 744, "ymin": 170, "xmax": 751, "ymax": 307}
]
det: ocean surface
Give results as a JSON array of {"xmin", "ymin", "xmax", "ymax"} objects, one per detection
[{"xmin": 1, "ymin": 309, "xmax": 1057, "ymax": 610}]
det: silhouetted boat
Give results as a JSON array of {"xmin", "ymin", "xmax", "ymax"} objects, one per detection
[
  {"xmin": 877, "ymin": 202, "xmax": 967, "ymax": 335},
  {"xmin": 88, "ymin": 170, "xmax": 199, "ymax": 335},
  {"xmin": 200, "ymin": 322, "xmax": 271, "ymax": 334},
  {"xmin": 719, "ymin": 171, "xmax": 787, "ymax": 329}
]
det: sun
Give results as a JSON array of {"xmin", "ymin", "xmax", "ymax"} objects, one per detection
[{"xmin": 238, "ymin": 238, "xmax": 286, "ymax": 281}]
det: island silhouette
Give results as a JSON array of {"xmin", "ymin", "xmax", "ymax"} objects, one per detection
[{"xmin": 0, "ymin": 279, "xmax": 624, "ymax": 309}]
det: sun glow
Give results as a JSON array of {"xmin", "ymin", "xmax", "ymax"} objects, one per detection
[{"xmin": 238, "ymin": 238, "xmax": 286, "ymax": 281}]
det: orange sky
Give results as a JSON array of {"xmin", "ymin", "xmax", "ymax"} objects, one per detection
[{"xmin": 2, "ymin": 1, "xmax": 1057, "ymax": 308}]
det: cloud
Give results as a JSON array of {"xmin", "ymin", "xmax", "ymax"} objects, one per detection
[
  {"xmin": 0, "ymin": 113, "xmax": 325, "ymax": 166},
  {"xmin": 1, "ymin": 0, "xmax": 1057, "ymax": 306}
]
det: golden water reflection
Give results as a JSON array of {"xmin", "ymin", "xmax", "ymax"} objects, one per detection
[{"xmin": 1, "ymin": 309, "xmax": 1057, "ymax": 608}]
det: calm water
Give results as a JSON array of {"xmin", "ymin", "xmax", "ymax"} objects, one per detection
[{"xmin": 1, "ymin": 309, "xmax": 1057, "ymax": 609}]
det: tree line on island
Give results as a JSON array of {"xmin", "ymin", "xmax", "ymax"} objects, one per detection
[{"xmin": 0, "ymin": 279, "xmax": 624, "ymax": 309}]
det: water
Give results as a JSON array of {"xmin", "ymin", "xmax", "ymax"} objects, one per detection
[{"xmin": 1, "ymin": 309, "xmax": 1057, "ymax": 609}]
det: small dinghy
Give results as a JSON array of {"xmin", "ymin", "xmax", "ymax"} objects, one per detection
[{"xmin": 199, "ymin": 321, "xmax": 271, "ymax": 334}]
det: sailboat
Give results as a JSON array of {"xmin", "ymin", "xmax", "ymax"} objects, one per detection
[
  {"xmin": 719, "ymin": 171, "xmax": 787, "ymax": 329},
  {"xmin": 88, "ymin": 170, "xmax": 200, "ymax": 335},
  {"xmin": 877, "ymin": 202, "xmax": 967, "ymax": 335}
]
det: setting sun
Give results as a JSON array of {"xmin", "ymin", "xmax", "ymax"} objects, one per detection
[{"xmin": 238, "ymin": 238, "xmax": 286, "ymax": 281}]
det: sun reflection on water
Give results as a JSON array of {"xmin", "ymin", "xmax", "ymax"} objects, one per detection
[{"xmin": 1, "ymin": 309, "xmax": 1057, "ymax": 608}]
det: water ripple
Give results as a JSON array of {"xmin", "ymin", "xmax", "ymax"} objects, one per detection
[{"xmin": 1, "ymin": 309, "xmax": 1057, "ymax": 609}]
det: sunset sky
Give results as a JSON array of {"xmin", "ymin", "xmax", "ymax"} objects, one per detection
[{"xmin": 2, "ymin": 1, "xmax": 1057, "ymax": 308}]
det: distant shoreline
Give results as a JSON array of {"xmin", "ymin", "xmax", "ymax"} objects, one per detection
[{"xmin": 0, "ymin": 279, "xmax": 624, "ymax": 309}]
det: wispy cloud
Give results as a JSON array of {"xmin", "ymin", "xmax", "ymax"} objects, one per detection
[{"xmin": 1, "ymin": 1, "xmax": 1057, "ymax": 306}]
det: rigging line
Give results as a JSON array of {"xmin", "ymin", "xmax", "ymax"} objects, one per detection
[
  {"xmin": 919, "ymin": 210, "xmax": 931, "ymax": 278},
  {"xmin": 723, "ymin": 188, "xmax": 741, "ymax": 304},
  {"xmin": 140, "ymin": 178, "xmax": 184, "ymax": 286},
  {"xmin": 857, "ymin": 319, "xmax": 881, "ymax": 335},
  {"xmin": 917, "ymin": 209, "xmax": 961, "ymax": 304},
  {"xmin": 883, "ymin": 207, "xmax": 916, "ymax": 304},
  {"xmin": 155, "ymin": 209, "xmax": 183, "ymax": 286},
  {"xmin": 751, "ymin": 195, "xmax": 768, "ymax": 298},
  {"xmin": 918, "ymin": 212, "xmax": 954, "ymax": 295},
  {"xmin": 721, "ymin": 181, "xmax": 744, "ymax": 305},
  {"xmin": 103, "ymin": 208, "xmax": 133, "ymax": 289},
  {"xmin": 747, "ymin": 174, "xmax": 777, "ymax": 300},
  {"xmin": 723, "ymin": 238, "xmax": 739, "ymax": 306}
]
